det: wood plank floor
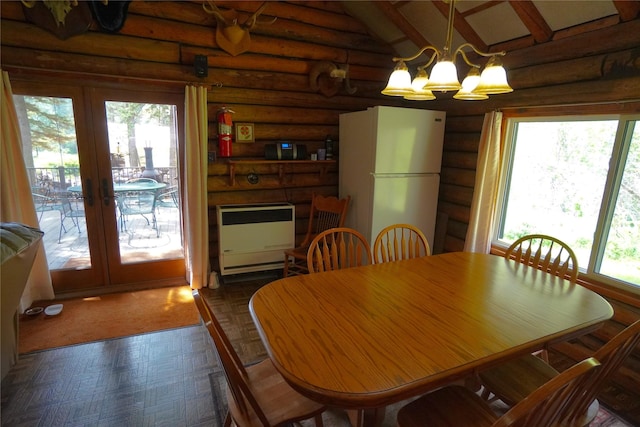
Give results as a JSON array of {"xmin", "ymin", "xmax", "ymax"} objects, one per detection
[{"xmin": 1, "ymin": 277, "xmax": 635, "ymax": 427}]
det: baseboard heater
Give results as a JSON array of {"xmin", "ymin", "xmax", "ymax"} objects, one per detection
[{"xmin": 217, "ymin": 203, "xmax": 295, "ymax": 276}]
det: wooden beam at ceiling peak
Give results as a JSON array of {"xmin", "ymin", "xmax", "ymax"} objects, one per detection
[
  {"xmin": 374, "ymin": 1, "xmax": 434, "ymax": 50},
  {"xmin": 509, "ymin": 0, "xmax": 553, "ymax": 44},
  {"xmin": 458, "ymin": 1, "xmax": 506, "ymax": 18},
  {"xmin": 432, "ymin": 0, "xmax": 488, "ymax": 52}
]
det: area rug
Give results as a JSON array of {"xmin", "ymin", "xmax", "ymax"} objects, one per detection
[{"xmin": 19, "ymin": 285, "xmax": 199, "ymax": 353}]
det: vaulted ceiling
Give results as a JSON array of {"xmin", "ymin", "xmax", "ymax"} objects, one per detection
[{"xmin": 342, "ymin": 1, "xmax": 640, "ymax": 61}]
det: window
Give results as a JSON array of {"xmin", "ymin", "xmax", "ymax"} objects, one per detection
[{"xmin": 495, "ymin": 114, "xmax": 639, "ymax": 292}]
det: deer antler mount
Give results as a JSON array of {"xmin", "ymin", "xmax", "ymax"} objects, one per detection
[
  {"xmin": 203, "ymin": 1, "xmax": 276, "ymax": 56},
  {"xmin": 309, "ymin": 62, "xmax": 358, "ymax": 97}
]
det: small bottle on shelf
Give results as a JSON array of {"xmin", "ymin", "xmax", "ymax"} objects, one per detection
[{"xmin": 325, "ymin": 135, "xmax": 334, "ymax": 160}]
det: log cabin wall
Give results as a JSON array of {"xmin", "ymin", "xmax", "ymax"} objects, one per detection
[
  {"xmin": 0, "ymin": 0, "xmax": 405, "ymax": 272},
  {"xmin": 2, "ymin": 1, "xmax": 639, "ymax": 269},
  {"xmin": 2, "ymin": 1, "xmax": 640, "ymax": 417}
]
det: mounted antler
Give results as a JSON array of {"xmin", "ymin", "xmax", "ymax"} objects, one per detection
[
  {"xmin": 21, "ymin": 0, "xmax": 79, "ymax": 27},
  {"xmin": 203, "ymin": 1, "xmax": 276, "ymax": 56},
  {"xmin": 309, "ymin": 61, "xmax": 358, "ymax": 97}
]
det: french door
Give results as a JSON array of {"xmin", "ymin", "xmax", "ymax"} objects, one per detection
[{"xmin": 12, "ymin": 78, "xmax": 186, "ymax": 293}]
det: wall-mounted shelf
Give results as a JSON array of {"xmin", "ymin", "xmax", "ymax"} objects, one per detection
[{"xmin": 226, "ymin": 159, "xmax": 335, "ymax": 186}]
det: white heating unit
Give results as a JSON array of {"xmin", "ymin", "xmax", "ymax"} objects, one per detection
[{"xmin": 217, "ymin": 203, "xmax": 295, "ymax": 276}]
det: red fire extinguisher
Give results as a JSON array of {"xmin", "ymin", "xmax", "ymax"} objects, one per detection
[{"xmin": 217, "ymin": 106, "xmax": 234, "ymax": 157}]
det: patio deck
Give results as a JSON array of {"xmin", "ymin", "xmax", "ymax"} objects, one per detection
[{"xmin": 37, "ymin": 203, "xmax": 183, "ymax": 270}]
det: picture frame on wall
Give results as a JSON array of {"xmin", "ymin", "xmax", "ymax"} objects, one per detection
[{"xmin": 235, "ymin": 123, "xmax": 255, "ymax": 143}]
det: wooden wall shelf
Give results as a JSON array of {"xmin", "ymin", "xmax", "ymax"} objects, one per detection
[{"xmin": 226, "ymin": 159, "xmax": 335, "ymax": 186}]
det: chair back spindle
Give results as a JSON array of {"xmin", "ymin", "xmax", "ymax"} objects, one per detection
[
  {"xmin": 397, "ymin": 357, "xmax": 602, "ymax": 427},
  {"xmin": 283, "ymin": 193, "xmax": 350, "ymax": 277},
  {"xmin": 373, "ymin": 223, "xmax": 431, "ymax": 263},
  {"xmin": 563, "ymin": 319, "xmax": 640, "ymax": 424},
  {"xmin": 307, "ymin": 227, "xmax": 371, "ymax": 273},
  {"xmin": 493, "ymin": 358, "xmax": 601, "ymax": 427},
  {"xmin": 506, "ymin": 234, "xmax": 578, "ymax": 283}
]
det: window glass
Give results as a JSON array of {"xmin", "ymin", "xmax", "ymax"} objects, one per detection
[
  {"xmin": 599, "ymin": 121, "xmax": 639, "ymax": 284},
  {"xmin": 497, "ymin": 116, "xmax": 639, "ymax": 290}
]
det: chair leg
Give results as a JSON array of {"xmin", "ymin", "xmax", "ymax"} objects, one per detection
[
  {"xmin": 69, "ymin": 215, "xmax": 81, "ymax": 233},
  {"xmin": 140, "ymin": 213, "xmax": 151, "ymax": 226},
  {"xmin": 223, "ymin": 412, "xmax": 233, "ymax": 427},
  {"xmin": 533, "ymin": 348, "xmax": 549, "ymax": 363},
  {"xmin": 152, "ymin": 212, "xmax": 159, "ymax": 237},
  {"xmin": 283, "ymin": 255, "xmax": 290, "ymax": 277},
  {"xmin": 57, "ymin": 210, "xmax": 68, "ymax": 243}
]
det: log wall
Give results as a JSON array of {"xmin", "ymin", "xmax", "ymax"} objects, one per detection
[
  {"xmin": 2, "ymin": 2, "xmax": 639, "ymax": 402},
  {"xmin": 3, "ymin": 1, "xmax": 639, "ymax": 265}
]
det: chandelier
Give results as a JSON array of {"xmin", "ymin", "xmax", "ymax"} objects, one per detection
[{"xmin": 381, "ymin": 0, "xmax": 513, "ymax": 101}]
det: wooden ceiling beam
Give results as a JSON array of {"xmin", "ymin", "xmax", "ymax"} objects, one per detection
[
  {"xmin": 373, "ymin": 1, "xmax": 433, "ymax": 50},
  {"xmin": 432, "ymin": 0, "xmax": 488, "ymax": 52},
  {"xmin": 509, "ymin": 0, "xmax": 553, "ymax": 43},
  {"xmin": 613, "ymin": 0, "xmax": 640, "ymax": 21},
  {"xmin": 458, "ymin": 1, "xmax": 505, "ymax": 18}
]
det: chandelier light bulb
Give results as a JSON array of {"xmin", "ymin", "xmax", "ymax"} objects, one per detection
[
  {"xmin": 381, "ymin": 0, "xmax": 511, "ymax": 100},
  {"xmin": 424, "ymin": 60, "xmax": 461, "ymax": 92},
  {"xmin": 453, "ymin": 67, "xmax": 488, "ymax": 100},
  {"xmin": 474, "ymin": 56, "xmax": 513, "ymax": 95},
  {"xmin": 405, "ymin": 68, "xmax": 436, "ymax": 100},
  {"xmin": 411, "ymin": 68, "xmax": 429, "ymax": 91},
  {"xmin": 381, "ymin": 61, "xmax": 413, "ymax": 96}
]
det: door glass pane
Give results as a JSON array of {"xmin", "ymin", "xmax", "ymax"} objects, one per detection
[
  {"xmin": 14, "ymin": 95, "xmax": 90, "ymax": 270},
  {"xmin": 105, "ymin": 101, "xmax": 183, "ymax": 263},
  {"xmin": 600, "ymin": 121, "xmax": 640, "ymax": 284},
  {"xmin": 499, "ymin": 120, "xmax": 618, "ymax": 268}
]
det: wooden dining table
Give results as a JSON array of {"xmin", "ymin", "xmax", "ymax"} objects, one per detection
[{"xmin": 249, "ymin": 252, "xmax": 613, "ymax": 426}]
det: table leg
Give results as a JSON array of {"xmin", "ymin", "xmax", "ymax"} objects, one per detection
[{"xmin": 347, "ymin": 407, "xmax": 386, "ymax": 427}]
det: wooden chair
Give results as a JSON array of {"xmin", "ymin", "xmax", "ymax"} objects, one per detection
[
  {"xmin": 283, "ymin": 193, "xmax": 350, "ymax": 277},
  {"xmin": 306, "ymin": 227, "xmax": 371, "ymax": 274},
  {"xmin": 191, "ymin": 289, "xmax": 326, "ymax": 427},
  {"xmin": 505, "ymin": 234, "xmax": 579, "ymax": 363},
  {"xmin": 397, "ymin": 357, "xmax": 601, "ymax": 427},
  {"xmin": 372, "ymin": 223, "xmax": 431, "ymax": 263},
  {"xmin": 478, "ymin": 319, "xmax": 640, "ymax": 426},
  {"xmin": 505, "ymin": 234, "xmax": 579, "ymax": 283}
]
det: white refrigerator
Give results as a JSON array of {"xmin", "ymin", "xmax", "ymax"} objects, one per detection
[{"xmin": 338, "ymin": 106, "xmax": 446, "ymax": 249}]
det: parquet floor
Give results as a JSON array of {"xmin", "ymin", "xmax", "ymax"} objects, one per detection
[
  {"xmin": 0, "ymin": 278, "xmax": 268, "ymax": 427},
  {"xmin": 1, "ymin": 326, "xmax": 217, "ymax": 426}
]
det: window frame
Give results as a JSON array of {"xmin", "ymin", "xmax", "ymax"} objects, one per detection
[{"xmin": 492, "ymin": 112, "xmax": 640, "ymax": 295}]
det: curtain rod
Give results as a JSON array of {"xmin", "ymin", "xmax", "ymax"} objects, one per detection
[
  {"xmin": 500, "ymin": 99, "xmax": 640, "ymax": 117},
  {"xmin": 501, "ymin": 99, "xmax": 640, "ymax": 111}
]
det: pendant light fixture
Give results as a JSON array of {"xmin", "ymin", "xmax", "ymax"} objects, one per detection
[{"xmin": 382, "ymin": 0, "xmax": 513, "ymax": 101}]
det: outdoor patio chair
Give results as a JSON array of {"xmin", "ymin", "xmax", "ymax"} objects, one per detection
[{"xmin": 116, "ymin": 189, "xmax": 159, "ymax": 238}]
